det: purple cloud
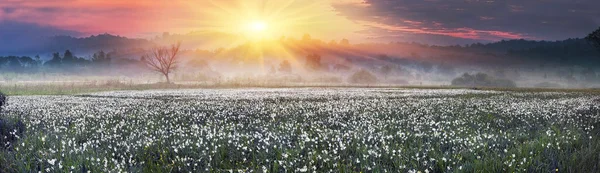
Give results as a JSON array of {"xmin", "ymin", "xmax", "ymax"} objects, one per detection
[{"xmin": 333, "ymin": 0, "xmax": 600, "ymax": 44}]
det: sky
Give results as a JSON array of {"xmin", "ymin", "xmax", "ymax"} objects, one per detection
[{"xmin": 1, "ymin": 0, "xmax": 599, "ymax": 45}]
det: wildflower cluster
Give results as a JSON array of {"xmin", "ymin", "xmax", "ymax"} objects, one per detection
[{"xmin": 3, "ymin": 88, "xmax": 600, "ymax": 172}]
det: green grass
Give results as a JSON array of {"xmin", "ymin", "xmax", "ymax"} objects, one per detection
[
  {"xmin": 0, "ymin": 83, "xmax": 178, "ymax": 95},
  {"xmin": 2, "ymin": 81, "xmax": 600, "ymax": 96}
]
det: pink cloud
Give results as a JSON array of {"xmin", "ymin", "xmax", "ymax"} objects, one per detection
[
  {"xmin": 0, "ymin": 1, "xmax": 200, "ymax": 37},
  {"xmin": 509, "ymin": 5, "xmax": 524, "ymax": 12},
  {"xmin": 479, "ymin": 16, "xmax": 495, "ymax": 20},
  {"xmin": 359, "ymin": 21, "xmax": 530, "ymax": 41},
  {"xmin": 403, "ymin": 20, "xmax": 423, "ymax": 26}
]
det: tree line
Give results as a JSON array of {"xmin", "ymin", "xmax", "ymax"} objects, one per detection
[{"xmin": 0, "ymin": 50, "xmax": 113, "ymax": 73}]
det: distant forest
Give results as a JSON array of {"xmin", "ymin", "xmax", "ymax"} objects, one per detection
[
  {"xmin": 0, "ymin": 50, "xmax": 117, "ymax": 73},
  {"xmin": 2, "ymin": 38, "xmax": 599, "ymax": 71},
  {"xmin": 0, "ymin": 29, "xmax": 599, "ymax": 80}
]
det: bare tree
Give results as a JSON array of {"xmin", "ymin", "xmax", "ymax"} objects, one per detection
[{"xmin": 141, "ymin": 42, "xmax": 181, "ymax": 83}]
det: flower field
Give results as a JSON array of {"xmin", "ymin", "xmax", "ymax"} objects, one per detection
[{"xmin": 1, "ymin": 88, "xmax": 600, "ymax": 172}]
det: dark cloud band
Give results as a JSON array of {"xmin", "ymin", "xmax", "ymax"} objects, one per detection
[{"xmin": 333, "ymin": 0, "xmax": 600, "ymax": 44}]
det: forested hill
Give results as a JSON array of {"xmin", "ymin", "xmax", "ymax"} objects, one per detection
[
  {"xmin": 434, "ymin": 38, "xmax": 600, "ymax": 66},
  {"xmin": 42, "ymin": 34, "xmax": 155, "ymax": 56},
  {"xmin": 504, "ymin": 39, "xmax": 600, "ymax": 66},
  {"xmin": 458, "ymin": 39, "xmax": 596, "ymax": 52},
  {"xmin": 0, "ymin": 34, "xmax": 154, "ymax": 58}
]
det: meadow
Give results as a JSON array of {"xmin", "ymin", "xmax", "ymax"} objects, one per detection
[{"xmin": 1, "ymin": 88, "xmax": 600, "ymax": 172}]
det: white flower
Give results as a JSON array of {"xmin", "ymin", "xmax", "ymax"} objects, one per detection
[
  {"xmin": 299, "ymin": 166, "xmax": 308, "ymax": 172},
  {"xmin": 48, "ymin": 159, "xmax": 56, "ymax": 166}
]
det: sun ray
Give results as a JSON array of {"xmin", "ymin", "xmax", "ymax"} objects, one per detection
[{"xmin": 173, "ymin": 0, "xmax": 365, "ymax": 73}]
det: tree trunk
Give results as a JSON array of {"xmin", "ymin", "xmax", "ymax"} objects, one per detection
[{"xmin": 164, "ymin": 73, "xmax": 170, "ymax": 84}]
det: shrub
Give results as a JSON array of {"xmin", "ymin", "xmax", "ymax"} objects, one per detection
[
  {"xmin": 0, "ymin": 117, "xmax": 25, "ymax": 149},
  {"xmin": 451, "ymin": 73, "xmax": 517, "ymax": 88},
  {"xmin": 0, "ymin": 92, "xmax": 24, "ymax": 172},
  {"xmin": 0, "ymin": 93, "xmax": 5, "ymax": 112},
  {"xmin": 348, "ymin": 69, "xmax": 378, "ymax": 84},
  {"xmin": 493, "ymin": 78, "xmax": 517, "ymax": 88},
  {"xmin": 0, "ymin": 92, "xmax": 24, "ymax": 149}
]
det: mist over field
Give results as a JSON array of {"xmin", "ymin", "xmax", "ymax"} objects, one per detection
[{"xmin": 1, "ymin": 31, "xmax": 600, "ymax": 89}]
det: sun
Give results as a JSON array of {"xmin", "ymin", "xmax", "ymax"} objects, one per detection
[
  {"xmin": 249, "ymin": 21, "xmax": 267, "ymax": 32},
  {"xmin": 243, "ymin": 20, "xmax": 271, "ymax": 40},
  {"xmin": 194, "ymin": 1, "xmax": 363, "ymax": 43}
]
